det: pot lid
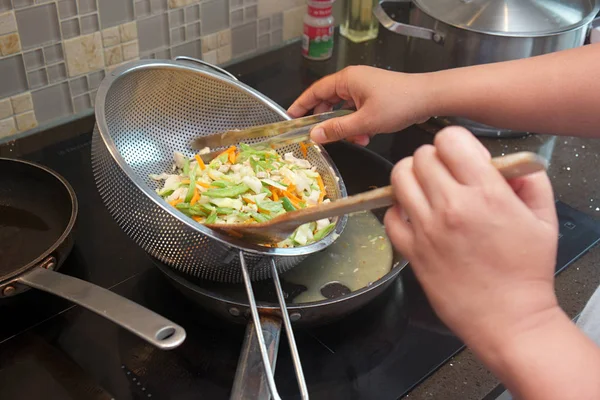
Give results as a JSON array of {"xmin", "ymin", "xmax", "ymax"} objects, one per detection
[{"xmin": 414, "ymin": 0, "xmax": 599, "ymax": 36}]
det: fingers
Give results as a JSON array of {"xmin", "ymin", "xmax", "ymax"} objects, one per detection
[
  {"xmin": 412, "ymin": 144, "xmax": 460, "ymax": 207},
  {"xmin": 508, "ymin": 172, "xmax": 557, "ymax": 226},
  {"xmin": 384, "ymin": 206, "xmax": 415, "ymax": 258},
  {"xmin": 310, "ymin": 111, "xmax": 373, "ymax": 143},
  {"xmin": 346, "ymin": 135, "xmax": 370, "ymax": 146},
  {"xmin": 390, "ymin": 157, "xmax": 431, "ymax": 224},
  {"xmin": 314, "ymin": 102, "xmax": 334, "ymax": 115},
  {"xmin": 434, "ymin": 126, "xmax": 499, "ymax": 186},
  {"xmin": 288, "ymin": 69, "xmax": 352, "ymax": 117}
]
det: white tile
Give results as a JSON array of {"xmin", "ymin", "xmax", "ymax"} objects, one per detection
[
  {"xmin": 217, "ymin": 44, "xmax": 231, "ymax": 64},
  {"xmin": 201, "ymin": 33, "xmax": 217, "ymax": 53},
  {"xmin": 0, "ymin": 33, "xmax": 21, "ymax": 56},
  {"xmin": 15, "ymin": 110, "xmax": 37, "ymax": 131},
  {"xmin": 283, "ymin": 6, "xmax": 304, "ymax": 41},
  {"xmin": 168, "ymin": 0, "xmax": 194, "ymax": 8},
  {"xmin": 202, "ymin": 49, "xmax": 217, "ymax": 65},
  {"xmin": 122, "ymin": 40, "xmax": 139, "ymax": 60},
  {"xmin": 0, "ymin": 11, "xmax": 17, "ymax": 35},
  {"xmin": 0, "ymin": 116, "xmax": 17, "ymax": 138},
  {"xmin": 103, "ymin": 45, "xmax": 123, "ymax": 66},
  {"xmin": 0, "ymin": 98, "xmax": 12, "ymax": 119},
  {"xmin": 119, "ymin": 21, "xmax": 137, "ymax": 42},
  {"xmin": 218, "ymin": 29, "xmax": 231, "ymax": 46},
  {"xmin": 64, "ymin": 32, "xmax": 105, "ymax": 77},
  {"xmin": 11, "ymin": 92, "xmax": 33, "ymax": 114},
  {"xmin": 101, "ymin": 27, "xmax": 121, "ymax": 47}
]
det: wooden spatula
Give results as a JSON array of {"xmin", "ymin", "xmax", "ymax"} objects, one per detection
[{"xmin": 205, "ymin": 151, "xmax": 548, "ymax": 245}]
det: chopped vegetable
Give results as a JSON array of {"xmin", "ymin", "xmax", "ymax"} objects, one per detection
[
  {"xmin": 190, "ymin": 188, "xmax": 201, "ymax": 205},
  {"xmin": 281, "ymin": 197, "xmax": 296, "ymax": 212},
  {"xmin": 316, "ymin": 175, "xmax": 326, "ymax": 203},
  {"xmin": 194, "ymin": 154, "xmax": 206, "ymax": 170},
  {"xmin": 262, "ymin": 178, "xmax": 287, "ymax": 191},
  {"xmin": 299, "ymin": 142, "xmax": 308, "ymax": 158},
  {"xmin": 206, "ymin": 211, "xmax": 217, "ymax": 224},
  {"xmin": 182, "ymin": 157, "xmax": 190, "ymax": 176},
  {"xmin": 152, "ymin": 143, "xmax": 334, "ymax": 248},
  {"xmin": 184, "ymin": 170, "xmax": 196, "ymax": 203},
  {"xmin": 314, "ymin": 223, "xmax": 335, "ymax": 241},
  {"xmin": 204, "ymin": 184, "xmax": 250, "ymax": 198}
]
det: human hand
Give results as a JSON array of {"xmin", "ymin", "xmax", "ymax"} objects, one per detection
[
  {"xmin": 287, "ymin": 66, "xmax": 433, "ymax": 146},
  {"xmin": 385, "ymin": 127, "xmax": 559, "ymax": 352}
]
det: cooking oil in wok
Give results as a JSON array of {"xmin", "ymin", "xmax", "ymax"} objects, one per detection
[{"xmin": 282, "ymin": 211, "xmax": 393, "ymax": 303}]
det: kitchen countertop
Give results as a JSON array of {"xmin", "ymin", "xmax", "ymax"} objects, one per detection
[{"xmin": 2, "ymin": 9, "xmax": 599, "ymax": 399}]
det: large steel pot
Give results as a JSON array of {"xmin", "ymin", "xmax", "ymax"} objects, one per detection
[{"xmin": 374, "ymin": 0, "xmax": 599, "ymax": 137}]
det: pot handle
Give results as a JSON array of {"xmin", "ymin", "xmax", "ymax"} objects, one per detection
[
  {"xmin": 231, "ymin": 316, "xmax": 282, "ymax": 399},
  {"xmin": 17, "ymin": 263, "xmax": 186, "ymax": 350},
  {"xmin": 373, "ymin": 0, "xmax": 444, "ymax": 44},
  {"xmin": 174, "ymin": 56, "xmax": 239, "ymax": 81}
]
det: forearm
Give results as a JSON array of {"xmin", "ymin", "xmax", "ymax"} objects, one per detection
[
  {"xmin": 469, "ymin": 307, "xmax": 600, "ymax": 400},
  {"xmin": 426, "ymin": 43, "xmax": 600, "ymax": 137}
]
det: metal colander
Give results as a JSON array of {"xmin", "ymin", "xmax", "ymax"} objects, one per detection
[{"xmin": 91, "ymin": 58, "xmax": 347, "ymax": 283}]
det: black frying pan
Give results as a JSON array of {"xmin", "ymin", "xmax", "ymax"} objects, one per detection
[
  {"xmin": 0, "ymin": 158, "xmax": 186, "ymax": 350},
  {"xmin": 153, "ymin": 141, "xmax": 408, "ymax": 398}
]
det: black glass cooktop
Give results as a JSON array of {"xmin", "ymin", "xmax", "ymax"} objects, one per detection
[{"xmin": 0, "ymin": 120, "xmax": 598, "ymax": 400}]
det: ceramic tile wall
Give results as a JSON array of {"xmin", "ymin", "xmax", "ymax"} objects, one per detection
[{"xmin": 0, "ymin": 0, "xmax": 345, "ymax": 139}]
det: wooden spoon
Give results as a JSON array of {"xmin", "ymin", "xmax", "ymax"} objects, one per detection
[{"xmin": 205, "ymin": 151, "xmax": 548, "ymax": 245}]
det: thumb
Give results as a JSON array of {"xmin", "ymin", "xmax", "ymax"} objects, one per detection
[
  {"xmin": 310, "ymin": 111, "xmax": 374, "ymax": 143},
  {"xmin": 508, "ymin": 171, "xmax": 557, "ymax": 226}
]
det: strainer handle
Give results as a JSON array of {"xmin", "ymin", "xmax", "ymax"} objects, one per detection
[
  {"xmin": 238, "ymin": 253, "xmax": 309, "ymax": 400},
  {"xmin": 174, "ymin": 56, "xmax": 239, "ymax": 81}
]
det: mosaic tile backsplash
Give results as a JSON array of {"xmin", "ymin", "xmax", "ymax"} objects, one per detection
[{"xmin": 0, "ymin": 0, "xmax": 334, "ymax": 139}]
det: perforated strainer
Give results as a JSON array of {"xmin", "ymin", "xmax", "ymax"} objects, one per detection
[{"xmin": 91, "ymin": 57, "xmax": 348, "ymax": 399}]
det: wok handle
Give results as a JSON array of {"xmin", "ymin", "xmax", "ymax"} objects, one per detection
[
  {"xmin": 231, "ymin": 316, "xmax": 282, "ymax": 400},
  {"xmin": 174, "ymin": 56, "xmax": 239, "ymax": 81},
  {"xmin": 373, "ymin": 1, "xmax": 444, "ymax": 44},
  {"xmin": 18, "ymin": 266, "xmax": 186, "ymax": 350}
]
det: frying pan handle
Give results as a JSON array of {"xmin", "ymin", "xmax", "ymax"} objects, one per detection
[
  {"xmin": 174, "ymin": 56, "xmax": 239, "ymax": 81},
  {"xmin": 231, "ymin": 316, "xmax": 282, "ymax": 399},
  {"xmin": 17, "ymin": 266, "xmax": 186, "ymax": 350}
]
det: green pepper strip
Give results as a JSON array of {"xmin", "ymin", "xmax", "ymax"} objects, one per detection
[
  {"xmin": 249, "ymin": 157, "xmax": 263, "ymax": 173},
  {"xmin": 176, "ymin": 203, "xmax": 207, "ymax": 217},
  {"xmin": 206, "ymin": 211, "xmax": 217, "ymax": 224},
  {"xmin": 257, "ymin": 201, "xmax": 284, "ymax": 215},
  {"xmin": 204, "ymin": 184, "xmax": 249, "ymax": 198},
  {"xmin": 184, "ymin": 170, "xmax": 196, "ymax": 202},
  {"xmin": 281, "ymin": 197, "xmax": 296, "ymax": 212},
  {"xmin": 200, "ymin": 204, "xmax": 215, "ymax": 214},
  {"xmin": 159, "ymin": 188, "xmax": 174, "ymax": 197},
  {"xmin": 182, "ymin": 157, "xmax": 190, "ymax": 175},
  {"xmin": 314, "ymin": 223, "xmax": 335, "ymax": 241},
  {"xmin": 211, "ymin": 180, "xmax": 231, "ymax": 188},
  {"xmin": 251, "ymin": 212, "xmax": 270, "ymax": 223}
]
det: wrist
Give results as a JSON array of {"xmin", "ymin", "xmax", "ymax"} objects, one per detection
[
  {"xmin": 465, "ymin": 288, "xmax": 564, "ymax": 373},
  {"xmin": 422, "ymin": 68, "xmax": 467, "ymax": 119}
]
